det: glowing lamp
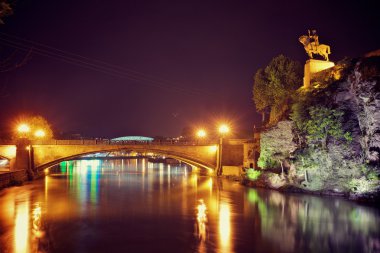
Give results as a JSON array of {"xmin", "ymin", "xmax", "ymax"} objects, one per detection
[
  {"xmin": 34, "ymin": 130, "xmax": 46, "ymax": 138},
  {"xmin": 17, "ymin": 124, "xmax": 30, "ymax": 133},
  {"xmin": 218, "ymin": 124, "xmax": 230, "ymax": 135},
  {"xmin": 196, "ymin": 129, "xmax": 207, "ymax": 138}
]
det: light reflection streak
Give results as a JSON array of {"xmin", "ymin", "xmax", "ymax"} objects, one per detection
[
  {"xmin": 208, "ymin": 178, "xmax": 213, "ymax": 195},
  {"xmin": 134, "ymin": 159, "xmax": 137, "ymax": 171},
  {"xmin": 159, "ymin": 163, "xmax": 164, "ymax": 189},
  {"xmin": 32, "ymin": 203, "xmax": 44, "ymax": 239},
  {"xmin": 14, "ymin": 199, "xmax": 30, "ymax": 253},
  {"xmin": 45, "ymin": 176, "xmax": 49, "ymax": 202},
  {"xmin": 196, "ymin": 199, "xmax": 207, "ymax": 253},
  {"xmin": 191, "ymin": 174, "xmax": 198, "ymax": 188},
  {"xmin": 142, "ymin": 159, "xmax": 146, "ymax": 174},
  {"xmin": 90, "ymin": 165, "xmax": 99, "ymax": 204},
  {"xmin": 167, "ymin": 164, "xmax": 171, "ymax": 187},
  {"xmin": 219, "ymin": 202, "xmax": 232, "ymax": 253},
  {"xmin": 196, "ymin": 199, "xmax": 207, "ymax": 240}
]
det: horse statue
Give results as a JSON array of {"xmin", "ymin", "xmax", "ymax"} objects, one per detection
[{"xmin": 299, "ymin": 35, "xmax": 331, "ymax": 61}]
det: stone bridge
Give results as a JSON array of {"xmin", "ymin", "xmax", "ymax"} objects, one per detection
[{"xmin": 0, "ymin": 139, "xmax": 248, "ymax": 176}]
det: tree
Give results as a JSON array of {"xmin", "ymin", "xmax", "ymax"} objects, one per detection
[
  {"xmin": 253, "ymin": 68, "xmax": 271, "ymax": 121},
  {"xmin": 305, "ymin": 107, "xmax": 351, "ymax": 149},
  {"xmin": 0, "ymin": 1, "xmax": 12, "ymax": 24},
  {"xmin": 252, "ymin": 55, "xmax": 302, "ymax": 125}
]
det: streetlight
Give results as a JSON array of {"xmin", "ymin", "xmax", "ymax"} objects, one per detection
[
  {"xmin": 17, "ymin": 123, "xmax": 30, "ymax": 132},
  {"xmin": 196, "ymin": 129, "xmax": 207, "ymax": 138},
  {"xmin": 196, "ymin": 129, "xmax": 207, "ymax": 145},
  {"xmin": 217, "ymin": 123, "xmax": 230, "ymax": 176},
  {"xmin": 17, "ymin": 123, "xmax": 30, "ymax": 137},
  {"xmin": 34, "ymin": 129, "xmax": 46, "ymax": 138},
  {"xmin": 218, "ymin": 124, "xmax": 230, "ymax": 135}
]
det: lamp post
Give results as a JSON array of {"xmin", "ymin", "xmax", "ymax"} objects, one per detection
[
  {"xmin": 217, "ymin": 124, "xmax": 229, "ymax": 176},
  {"xmin": 15, "ymin": 123, "xmax": 33, "ymax": 177}
]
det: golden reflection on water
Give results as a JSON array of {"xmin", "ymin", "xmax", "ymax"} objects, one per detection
[
  {"xmin": 208, "ymin": 177, "xmax": 213, "ymax": 195},
  {"xmin": 196, "ymin": 199, "xmax": 207, "ymax": 253},
  {"xmin": 15, "ymin": 199, "xmax": 29, "ymax": 253},
  {"xmin": 219, "ymin": 201, "xmax": 232, "ymax": 253},
  {"xmin": 32, "ymin": 204, "xmax": 43, "ymax": 239},
  {"xmin": 167, "ymin": 164, "xmax": 171, "ymax": 187},
  {"xmin": 141, "ymin": 158, "xmax": 146, "ymax": 174},
  {"xmin": 196, "ymin": 199, "xmax": 207, "ymax": 240}
]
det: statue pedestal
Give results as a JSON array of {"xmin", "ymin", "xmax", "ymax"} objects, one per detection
[{"xmin": 303, "ymin": 59, "xmax": 335, "ymax": 88}]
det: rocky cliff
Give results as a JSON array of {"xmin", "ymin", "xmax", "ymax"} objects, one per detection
[
  {"xmin": 254, "ymin": 55, "xmax": 380, "ymax": 199},
  {"xmin": 320, "ymin": 56, "xmax": 380, "ymax": 166}
]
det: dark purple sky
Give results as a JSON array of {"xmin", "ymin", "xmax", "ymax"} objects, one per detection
[{"xmin": 0, "ymin": 0, "xmax": 379, "ymax": 138}]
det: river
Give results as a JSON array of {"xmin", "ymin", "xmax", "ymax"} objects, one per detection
[{"xmin": 0, "ymin": 158, "xmax": 379, "ymax": 253}]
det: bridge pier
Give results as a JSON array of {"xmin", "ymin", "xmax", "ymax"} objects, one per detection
[{"xmin": 14, "ymin": 139, "xmax": 34, "ymax": 179}]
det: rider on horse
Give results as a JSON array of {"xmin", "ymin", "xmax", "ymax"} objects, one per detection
[
  {"xmin": 299, "ymin": 29, "xmax": 331, "ymax": 61},
  {"xmin": 308, "ymin": 29, "xmax": 319, "ymax": 51}
]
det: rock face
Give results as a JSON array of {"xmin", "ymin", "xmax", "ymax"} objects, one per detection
[
  {"xmin": 350, "ymin": 57, "xmax": 380, "ymax": 165},
  {"xmin": 330, "ymin": 57, "xmax": 380, "ymax": 166}
]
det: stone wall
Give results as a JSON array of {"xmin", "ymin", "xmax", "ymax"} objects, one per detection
[
  {"xmin": 303, "ymin": 59, "xmax": 335, "ymax": 88},
  {"xmin": 0, "ymin": 170, "xmax": 28, "ymax": 190},
  {"xmin": 222, "ymin": 143, "xmax": 244, "ymax": 166}
]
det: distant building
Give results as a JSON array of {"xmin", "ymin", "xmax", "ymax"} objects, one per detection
[{"xmin": 111, "ymin": 136, "xmax": 154, "ymax": 142}]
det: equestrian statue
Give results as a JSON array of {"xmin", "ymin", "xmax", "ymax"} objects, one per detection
[{"xmin": 299, "ymin": 30, "xmax": 331, "ymax": 61}]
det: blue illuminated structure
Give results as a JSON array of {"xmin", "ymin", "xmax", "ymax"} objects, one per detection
[{"xmin": 111, "ymin": 136, "xmax": 154, "ymax": 142}]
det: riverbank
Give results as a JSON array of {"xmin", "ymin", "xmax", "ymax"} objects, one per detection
[{"xmin": 238, "ymin": 172, "xmax": 380, "ymax": 204}]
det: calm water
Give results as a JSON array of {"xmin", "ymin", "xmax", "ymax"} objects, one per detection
[{"xmin": 0, "ymin": 159, "xmax": 379, "ymax": 253}]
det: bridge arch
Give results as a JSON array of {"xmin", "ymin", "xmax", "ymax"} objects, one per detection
[
  {"xmin": 35, "ymin": 147, "xmax": 216, "ymax": 172},
  {"xmin": 0, "ymin": 155, "xmax": 11, "ymax": 168},
  {"xmin": 0, "ymin": 155, "xmax": 10, "ymax": 160}
]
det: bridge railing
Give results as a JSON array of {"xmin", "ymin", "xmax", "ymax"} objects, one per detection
[
  {"xmin": 24, "ymin": 139, "xmax": 219, "ymax": 146},
  {"xmin": 1, "ymin": 138, "xmax": 252, "ymax": 146}
]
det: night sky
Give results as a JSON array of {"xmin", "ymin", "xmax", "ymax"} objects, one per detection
[{"xmin": 0, "ymin": 0, "xmax": 379, "ymax": 138}]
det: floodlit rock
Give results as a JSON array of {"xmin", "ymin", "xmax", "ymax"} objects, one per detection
[
  {"xmin": 254, "ymin": 55, "xmax": 380, "ymax": 199},
  {"xmin": 350, "ymin": 57, "xmax": 380, "ymax": 165},
  {"xmin": 326, "ymin": 56, "xmax": 380, "ymax": 165}
]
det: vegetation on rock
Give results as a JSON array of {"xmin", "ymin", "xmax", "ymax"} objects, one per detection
[
  {"xmin": 304, "ymin": 106, "xmax": 352, "ymax": 149},
  {"xmin": 257, "ymin": 121, "xmax": 297, "ymax": 170}
]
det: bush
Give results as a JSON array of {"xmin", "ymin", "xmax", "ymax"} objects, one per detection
[
  {"xmin": 246, "ymin": 169, "xmax": 262, "ymax": 181},
  {"xmin": 294, "ymin": 144, "xmax": 379, "ymax": 193},
  {"xmin": 349, "ymin": 177, "xmax": 379, "ymax": 194},
  {"xmin": 305, "ymin": 107, "xmax": 351, "ymax": 149},
  {"xmin": 257, "ymin": 150, "xmax": 279, "ymax": 169},
  {"xmin": 257, "ymin": 121, "xmax": 297, "ymax": 169}
]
